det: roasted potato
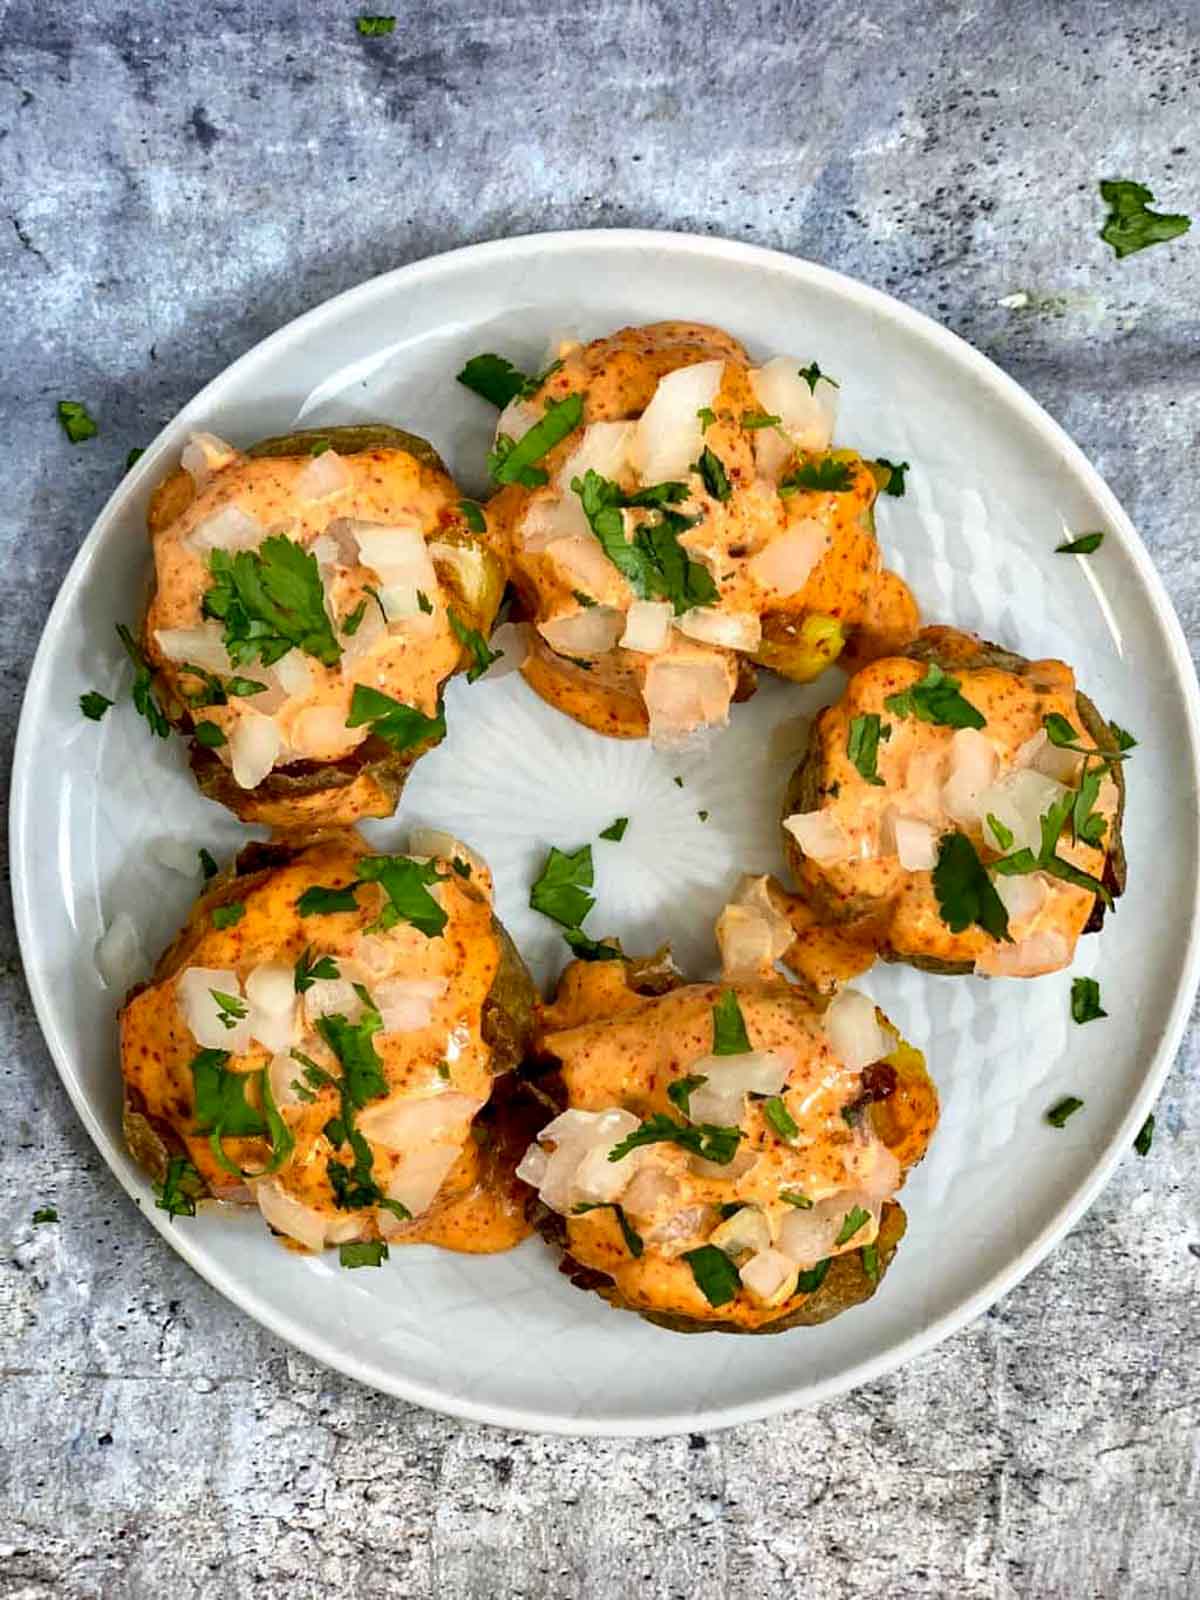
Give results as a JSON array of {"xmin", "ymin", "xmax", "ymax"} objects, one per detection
[
  {"xmin": 142, "ymin": 424, "xmax": 505, "ymax": 829},
  {"xmin": 515, "ymin": 952, "xmax": 937, "ymax": 1334},
  {"xmin": 479, "ymin": 322, "xmax": 917, "ymax": 744},
  {"xmin": 121, "ymin": 830, "xmax": 539, "ymax": 1259},
  {"xmin": 781, "ymin": 626, "xmax": 1127, "ymax": 977}
]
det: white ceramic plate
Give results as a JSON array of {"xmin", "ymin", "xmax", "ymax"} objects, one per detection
[{"xmin": 12, "ymin": 231, "xmax": 1200, "ymax": 1437}]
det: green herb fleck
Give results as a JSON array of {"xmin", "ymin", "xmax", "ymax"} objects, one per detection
[
  {"xmin": 779, "ymin": 456, "xmax": 854, "ymax": 495},
  {"xmin": 198, "ymin": 848, "xmax": 218, "ymax": 880},
  {"xmin": 780, "ymin": 1190, "xmax": 813, "ymax": 1209},
  {"xmin": 667, "ymin": 1074, "xmax": 707, "ymax": 1117},
  {"xmin": 572, "ymin": 468, "xmax": 715, "ymax": 616},
  {"xmin": 154, "ymin": 1156, "xmax": 204, "ymax": 1221},
  {"xmin": 682, "ymin": 1244, "xmax": 742, "ymax": 1307},
  {"xmin": 125, "ymin": 447, "xmax": 145, "ymax": 472},
  {"xmin": 1070, "ymin": 976, "xmax": 1107, "ymax": 1025},
  {"xmin": 80, "ymin": 691, "xmax": 114, "ymax": 721},
  {"xmin": 696, "ymin": 406, "xmax": 717, "ymax": 430},
  {"xmin": 884, "ymin": 663, "xmax": 985, "ymax": 729},
  {"xmin": 876, "ymin": 458, "xmax": 909, "ymax": 496},
  {"xmin": 1110, "ymin": 723, "xmax": 1137, "ymax": 752},
  {"xmin": 116, "ymin": 623, "xmax": 171, "ymax": 738},
  {"xmin": 861, "ymin": 1242, "xmax": 879, "ymax": 1283},
  {"xmin": 32, "ymin": 1206, "xmax": 58, "ymax": 1225},
  {"xmin": 572, "ymin": 1201, "xmax": 644, "ymax": 1258},
  {"xmin": 599, "ymin": 817, "xmax": 629, "ymax": 842},
  {"xmin": 57, "ymin": 400, "xmax": 97, "ymax": 443},
  {"xmin": 694, "ymin": 445, "xmax": 732, "ymax": 502},
  {"xmin": 741, "ymin": 411, "xmax": 781, "ymax": 431},
  {"xmin": 1134, "ymin": 1115, "xmax": 1154, "ymax": 1157},
  {"xmin": 356, "ymin": 855, "xmax": 449, "ymax": 938},
  {"xmin": 798, "ymin": 361, "xmax": 837, "ymax": 392},
  {"xmin": 356, "ymin": 15, "xmax": 396, "ymax": 36},
  {"xmin": 1046, "ymin": 1095, "xmax": 1084, "ymax": 1128},
  {"xmin": 562, "ymin": 929, "xmax": 623, "ymax": 962},
  {"xmin": 209, "ymin": 988, "xmax": 247, "ymax": 1030},
  {"xmin": 933, "ymin": 832, "xmax": 1011, "ymax": 942},
  {"xmin": 341, "ymin": 598, "xmax": 368, "ymax": 637},
  {"xmin": 608, "ymin": 1112, "xmax": 742, "ymax": 1168},
  {"xmin": 202, "ymin": 535, "xmax": 342, "ymax": 669},
  {"xmin": 1099, "ymin": 178, "xmax": 1191, "ymax": 259},
  {"xmin": 211, "ymin": 902, "xmax": 245, "ymax": 930},
  {"xmin": 796, "ymin": 1258, "xmax": 831, "ymax": 1294},
  {"xmin": 488, "ymin": 393, "xmax": 584, "ymax": 487},
  {"xmin": 294, "ymin": 947, "xmax": 339, "ymax": 994},
  {"xmin": 847, "ymin": 713, "xmax": 891, "ymax": 786},
  {"xmin": 459, "ymin": 498, "xmax": 487, "ymax": 533},
  {"xmin": 835, "ymin": 1205, "xmax": 871, "ymax": 1246},
  {"xmin": 339, "ymin": 1240, "xmax": 390, "ymax": 1267},
  {"xmin": 762, "ymin": 1096, "xmax": 799, "ymax": 1142},
  {"xmin": 1056, "ymin": 531, "xmax": 1104, "ymax": 555},
  {"xmin": 296, "ymin": 884, "xmax": 360, "ymax": 917},
  {"xmin": 448, "ymin": 608, "xmax": 502, "ymax": 682},
  {"xmin": 712, "ymin": 988, "xmax": 752, "ymax": 1056},
  {"xmin": 346, "ymin": 682, "xmax": 446, "ymax": 752},
  {"xmin": 193, "ymin": 720, "xmax": 226, "ymax": 748},
  {"xmin": 530, "ymin": 844, "xmax": 594, "ymax": 929},
  {"xmin": 986, "ymin": 813, "xmax": 1014, "ymax": 852}
]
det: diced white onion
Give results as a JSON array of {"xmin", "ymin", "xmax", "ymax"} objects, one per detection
[
  {"xmin": 676, "ymin": 607, "xmax": 762, "ymax": 652},
  {"xmin": 903, "ymin": 747, "xmax": 947, "ymax": 819},
  {"xmin": 783, "ymin": 809, "xmax": 850, "ymax": 866},
  {"xmin": 621, "ymin": 599, "xmax": 673, "ymax": 654},
  {"xmin": 630, "ymin": 361, "xmax": 723, "ymax": 482},
  {"xmin": 467, "ymin": 620, "xmax": 526, "ymax": 681},
  {"xmin": 1032, "ymin": 739, "xmax": 1082, "ymax": 784},
  {"xmin": 340, "ymin": 599, "xmax": 387, "ymax": 659},
  {"xmin": 321, "ymin": 518, "xmax": 365, "ymax": 567},
  {"xmin": 994, "ymin": 871, "xmax": 1049, "ymax": 925},
  {"xmin": 178, "ymin": 966, "xmax": 253, "ymax": 1053},
  {"xmin": 643, "ymin": 655, "xmax": 734, "ymax": 748},
  {"xmin": 150, "ymin": 838, "xmax": 203, "ymax": 877},
  {"xmin": 273, "ymin": 650, "xmax": 314, "ymax": 699},
  {"xmin": 354, "ymin": 522, "xmax": 436, "ymax": 588},
  {"xmin": 686, "ymin": 1051, "xmax": 790, "ymax": 1126},
  {"xmin": 824, "ymin": 988, "xmax": 888, "ymax": 1069},
  {"xmin": 892, "ymin": 815, "xmax": 940, "ymax": 872},
  {"xmin": 186, "ymin": 504, "xmax": 262, "ymax": 555},
  {"xmin": 245, "ymin": 963, "xmax": 298, "ymax": 1053},
  {"xmin": 520, "ymin": 1108, "xmax": 643, "ymax": 1214},
  {"xmin": 975, "ymin": 927, "xmax": 1072, "ymax": 978},
  {"xmin": 94, "ymin": 911, "xmax": 146, "ymax": 993},
  {"xmin": 374, "ymin": 976, "xmax": 449, "ymax": 1034},
  {"xmin": 977, "ymin": 769, "xmax": 1069, "ymax": 856},
  {"xmin": 557, "ymin": 420, "xmax": 635, "ymax": 494},
  {"xmin": 381, "ymin": 1144, "xmax": 463, "ymax": 1227},
  {"xmin": 539, "ymin": 606, "xmax": 625, "ymax": 657},
  {"xmin": 303, "ymin": 977, "xmax": 363, "ymax": 1028},
  {"xmin": 357, "ymin": 1090, "xmax": 481, "ymax": 1154},
  {"xmin": 941, "ymin": 729, "xmax": 999, "ymax": 826},
  {"xmin": 543, "ymin": 534, "xmax": 626, "ymax": 600},
  {"xmin": 516, "ymin": 1143, "xmax": 550, "ymax": 1189},
  {"xmin": 520, "ymin": 493, "xmax": 586, "ymax": 553},
  {"xmin": 748, "ymin": 357, "xmax": 838, "ymax": 452},
  {"xmin": 229, "ymin": 712, "xmax": 284, "ymax": 790},
  {"xmin": 255, "ymin": 1178, "xmax": 327, "ymax": 1253},
  {"xmin": 747, "ymin": 520, "xmax": 828, "ymax": 597},
  {"xmin": 622, "ymin": 1165, "xmax": 681, "ymax": 1218},
  {"xmin": 690, "ymin": 1147, "xmax": 758, "ymax": 1182},
  {"xmin": 740, "ymin": 1247, "xmax": 800, "ymax": 1306},
  {"xmin": 154, "ymin": 623, "xmax": 232, "ymax": 674},
  {"xmin": 268, "ymin": 1050, "xmax": 307, "ymax": 1110},
  {"xmin": 716, "ymin": 905, "xmax": 776, "ymax": 978},
  {"xmin": 294, "ymin": 449, "xmax": 351, "ymax": 501},
  {"xmin": 779, "ymin": 1195, "xmax": 864, "ymax": 1268},
  {"xmin": 408, "ymin": 829, "xmax": 490, "ymax": 887},
  {"xmin": 181, "ymin": 431, "xmax": 237, "ymax": 489},
  {"xmin": 351, "ymin": 934, "xmax": 393, "ymax": 978}
]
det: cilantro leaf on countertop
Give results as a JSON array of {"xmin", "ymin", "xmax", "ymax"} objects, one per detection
[
  {"xmin": 1134, "ymin": 1115, "xmax": 1154, "ymax": 1157},
  {"xmin": 1099, "ymin": 179, "xmax": 1191, "ymax": 259},
  {"xmin": 356, "ymin": 15, "xmax": 396, "ymax": 35},
  {"xmin": 57, "ymin": 400, "xmax": 97, "ymax": 443}
]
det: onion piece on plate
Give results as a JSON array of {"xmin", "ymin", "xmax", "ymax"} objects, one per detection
[
  {"xmin": 824, "ymin": 988, "xmax": 888, "ymax": 1070},
  {"xmin": 177, "ymin": 966, "xmax": 253, "ymax": 1052},
  {"xmin": 255, "ymin": 1179, "xmax": 328, "ymax": 1253},
  {"xmin": 621, "ymin": 599, "xmax": 673, "ymax": 654},
  {"xmin": 686, "ymin": 1051, "xmax": 790, "ymax": 1126},
  {"xmin": 94, "ymin": 911, "xmax": 147, "ymax": 992},
  {"xmin": 373, "ymin": 977, "xmax": 449, "ymax": 1034},
  {"xmin": 941, "ymin": 728, "xmax": 998, "ymax": 826},
  {"xmin": 229, "ymin": 711, "xmax": 284, "ymax": 790},
  {"xmin": 783, "ymin": 808, "xmax": 850, "ymax": 866},
  {"xmin": 977, "ymin": 769, "xmax": 1069, "ymax": 856},
  {"xmin": 643, "ymin": 653, "xmax": 734, "ymax": 748},
  {"xmin": 676, "ymin": 607, "xmax": 762, "ymax": 652},
  {"xmin": 747, "ymin": 519, "xmax": 828, "ymax": 597},
  {"xmin": 186, "ymin": 504, "xmax": 262, "ymax": 555},
  {"xmin": 181, "ymin": 431, "xmax": 238, "ymax": 489},
  {"xmin": 154, "ymin": 622, "xmax": 232, "ymax": 675},
  {"xmin": 539, "ymin": 606, "xmax": 625, "ymax": 657},
  {"xmin": 517, "ymin": 1107, "xmax": 643, "ymax": 1214},
  {"xmin": 748, "ymin": 357, "xmax": 838, "ymax": 452},
  {"xmin": 294, "ymin": 449, "xmax": 351, "ymax": 502},
  {"xmin": 630, "ymin": 361, "xmax": 723, "ymax": 482}
]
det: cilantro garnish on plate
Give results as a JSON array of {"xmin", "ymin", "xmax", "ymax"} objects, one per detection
[
  {"xmin": 885, "ymin": 663, "xmax": 986, "ymax": 729},
  {"xmin": 202, "ymin": 534, "xmax": 342, "ymax": 668}
]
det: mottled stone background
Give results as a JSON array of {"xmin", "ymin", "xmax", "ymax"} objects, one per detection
[{"xmin": 1, "ymin": 1, "xmax": 1198, "ymax": 1595}]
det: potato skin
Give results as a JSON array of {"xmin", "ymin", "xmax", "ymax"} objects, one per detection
[
  {"xmin": 524, "ymin": 956, "xmax": 937, "ymax": 1336},
  {"xmin": 121, "ymin": 836, "xmax": 538, "ymax": 1199},
  {"xmin": 144, "ymin": 424, "xmax": 505, "ymax": 830},
  {"xmin": 781, "ymin": 629, "xmax": 1128, "ymax": 974}
]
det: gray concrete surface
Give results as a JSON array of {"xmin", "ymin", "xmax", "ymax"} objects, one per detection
[{"xmin": 2, "ymin": 1, "xmax": 1198, "ymax": 1595}]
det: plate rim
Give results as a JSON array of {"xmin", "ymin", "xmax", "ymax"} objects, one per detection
[{"xmin": 12, "ymin": 226, "xmax": 1200, "ymax": 1437}]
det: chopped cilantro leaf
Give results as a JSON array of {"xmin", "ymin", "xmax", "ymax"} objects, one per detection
[
  {"xmin": 696, "ymin": 406, "xmax": 717, "ymax": 430},
  {"xmin": 339, "ymin": 1240, "xmax": 390, "ymax": 1268},
  {"xmin": 876, "ymin": 457, "xmax": 909, "ymax": 496},
  {"xmin": 198, "ymin": 848, "xmax": 218, "ymax": 880},
  {"xmin": 459, "ymin": 498, "xmax": 487, "ymax": 533},
  {"xmin": 530, "ymin": 843, "xmax": 595, "ymax": 929},
  {"xmin": 57, "ymin": 400, "xmax": 97, "ymax": 443},
  {"xmin": 448, "ymin": 608, "xmax": 502, "ymax": 682},
  {"xmin": 986, "ymin": 813, "xmax": 1014, "ymax": 851},
  {"xmin": 116, "ymin": 623, "xmax": 171, "ymax": 738},
  {"xmin": 884, "ymin": 663, "xmax": 986, "ymax": 729},
  {"xmin": 355, "ymin": 855, "xmax": 448, "ymax": 937},
  {"xmin": 683, "ymin": 1244, "xmax": 741, "ymax": 1307},
  {"xmin": 211, "ymin": 902, "xmax": 245, "ymax": 929},
  {"xmin": 458, "ymin": 354, "xmax": 527, "ymax": 406},
  {"xmin": 487, "ymin": 393, "xmax": 584, "ymax": 486},
  {"xmin": 80, "ymin": 691, "xmax": 114, "ymax": 721},
  {"xmin": 1046, "ymin": 1095, "xmax": 1084, "ymax": 1128},
  {"xmin": 346, "ymin": 682, "xmax": 446, "ymax": 751},
  {"xmin": 193, "ymin": 720, "xmax": 226, "ymax": 748},
  {"xmin": 741, "ymin": 411, "xmax": 781, "ymax": 430},
  {"xmin": 572, "ymin": 1201, "xmax": 644, "ymax": 1258},
  {"xmin": 779, "ymin": 456, "xmax": 854, "ymax": 495},
  {"xmin": 316, "ymin": 987, "xmax": 387, "ymax": 1106},
  {"xmin": 1134, "ymin": 1115, "xmax": 1154, "ymax": 1157},
  {"xmin": 599, "ymin": 817, "xmax": 629, "ymax": 842},
  {"xmin": 834, "ymin": 1205, "xmax": 871, "ymax": 1246},
  {"xmin": 608, "ymin": 1112, "xmax": 742, "ymax": 1167},
  {"xmin": 417, "ymin": 590, "xmax": 432, "ymax": 615},
  {"xmin": 1056, "ymin": 531, "xmax": 1104, "ymax": 555},
  {"xmin": 712, "ymin": 988, "xmax": 752, "ymax": 1056},
  {"xmin": 571, "ymin": 589, "xmax": 597, "ymax": 608},
  {"xmin": 125, "ymin": 447, "xmax": 145, "ymax": 472},
  {"xmin": 294, "ymin": 947, "xmax": 339, "ymax": 994},
  {"xmin": 341, "ymin": 598, "xmax": 368, "ymax": 637},
  {"xmin": 797, "ymin": 1258, "xmax": 831, "ymax": 1293},
  {"xmin": 356, "ymin": 15, "xmax": 395, "ymax": 35},
  {"xmin": 698, "ymin": 809, "xmax": 709, "ymax": 823},
  {"xmin": 1110, "ymin": 722, "xmax": 1138, "ymax": 752},
  {"xmin": 694, "ymin": 445, "xmax": 732, "ymax": 502},
  {"xmin": 209, "ymin": 988, "xmax": 247, "ymax": 1030},
  {"xmin": 32, "ymin": 1206, "xmax": 58, "ymax": 1225},
  {"xmin": 309, "ymin": 438, "xmax": 331, "ymax": 456},
  {"xmin": 847, "ymin": 713, "xmax": 891, "ymax": 786},
  {"xmin": 572, "ymin": 467, "xmax": 716, "ymax": 616},
  {"xmin": 780, "ymin": 1189, "xmax": 813, "ymax": 1209},
  {"xmin": 296, "ymin": 884, "xmax": 360, "ymax": 916},
  {"xmin": 1099, "ymin": 179, "xmax": 1191, "ymax": 259},
  {"xmin": 202, "ymin": 535, "xmax": 342, "ymax": 669},
  {"xmin": 933, "ymin": 832, "xmax": 1011, "ymax": 942},
  {"xmin": 762, "ymin": 1096, "xmax": 799, "ymax": 1142},
  {"xmin": 562, "ymin": 928, "xmax": 622, "ymax": 961},
  {"xmin": 667, "ymin": 1074, "xmax": 707, "ymax": 1117},
  {"xmin": 798, "ymin": 361, "xmax": 838, "ymax": 392},
  {"xmin": 861, "ymin": 1242, "xmax": 879, "ymax": 1282},
  {"xmin": 1070, "ymin": 976, "xmax": 1107, "ymax": 1025}
]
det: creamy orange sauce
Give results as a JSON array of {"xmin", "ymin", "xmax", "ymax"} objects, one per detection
[
  {"xmin": 145, "ymin": 447, "xmax": 469, "ymax": 769},
  {"xmin": 120, "ymin": 834, "xmax": 528, "ymax": 1254},
  {"xmin": 536, "ymin": 966, "xmax": 934, "ymax": 1329},
  {"xmin": 786, "ymin": 647, "xmax": 1118, "ymax": 972},
  {"xmin": 486, "ymin": 322, "xmax": 918, "ymax": 739}
]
